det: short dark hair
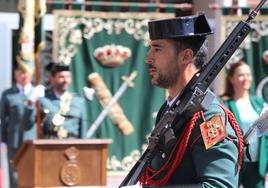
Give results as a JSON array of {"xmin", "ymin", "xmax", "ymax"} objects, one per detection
[
  {"xmin": 45, "ymin": 62, "xmax": 70, "ymax": 76},
  {"xmin": 174, "ymin": 37, "xmax": 208, "ymax": 69}
]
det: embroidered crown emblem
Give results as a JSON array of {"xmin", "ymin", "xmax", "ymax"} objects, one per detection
[{"xmin": 94, "ymin": 44, "xmax": 131, "ymax": 67}]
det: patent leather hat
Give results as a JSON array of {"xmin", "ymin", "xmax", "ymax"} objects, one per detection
[
  {"xmin": 148, "ymin": 14, "xmax": 213, "ymax": 40},
  {"xmin": 45, "ymin": 62, "xmax": 70, "ymax": 74}
]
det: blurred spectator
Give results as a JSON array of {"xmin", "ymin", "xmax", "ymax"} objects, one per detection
[
  {"xmin": 0, "ymin": 65, "xmax": 37, "ymax": 188},
  {"xmin": 222, "ymin": 60, "xmax": 268, "ymax": 188}
]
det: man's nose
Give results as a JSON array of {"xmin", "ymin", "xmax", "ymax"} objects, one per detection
[
  {"xmin": 145, "ymin": 57, "xmax": 153, "ymax": 64},
  {"xmin": 63, "ymin": 78, "xmax": 69, "ymax": 83}
]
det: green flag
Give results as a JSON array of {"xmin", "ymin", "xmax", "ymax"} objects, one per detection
[{"xmin": 54, "ymin": 11, "xmax": 173, "ymax": 172}]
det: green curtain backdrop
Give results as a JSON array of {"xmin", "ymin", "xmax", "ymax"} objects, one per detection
[
  {"xmin": 53, "ymin": 11, "xmax": 174, "ymax": 172},
  {"xmin": 221, "ymin": 16, "xmax": 268, "ymax": 101}
]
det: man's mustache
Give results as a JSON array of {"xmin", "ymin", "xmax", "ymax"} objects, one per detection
[{"xmin": 148, "ymin": 64, "xmax": 156, "ymax": 69}]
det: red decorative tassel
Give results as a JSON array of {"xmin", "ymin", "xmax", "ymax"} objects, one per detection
[
  {"xmin": 140, "ymin": 106, "xmax": 244, "ymax": 186},
  {"xmin": 220, "ymin": 105, "xmax": 244, "ymax": 171},
  {"xmin": 140, "ymin": 112, "xmax": 200, "ymax": 186}
]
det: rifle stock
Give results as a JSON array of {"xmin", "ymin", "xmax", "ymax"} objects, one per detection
[{"xmin": 119, "ymin": 0, "xmax": 267, "ymax": 187}]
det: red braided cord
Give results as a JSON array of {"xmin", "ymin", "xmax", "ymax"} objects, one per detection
[
  {"xmin": 145, "ymin": 133, "xmax": 183, "ymax": 179},
  {"xmin": 140, "ymin": 127, "xmax": 185, "ymax": 184},
  {"xmin": 140, "ymin": 112, "xmax": 200, "ymax": 186},
  {"xmin": 141, "ymin": 126, "xmax": 187, "ymax": 183},
  {"xmin": 140, "ymin": 105, "xmax": 244, "ymax": 186},
  {"xmin": 160, "ymin": 112, "xmax": 200, "ymax": 185},
  {"xmin": 220, "ymin": 105, "xmax": 244, "ymax": 170}
]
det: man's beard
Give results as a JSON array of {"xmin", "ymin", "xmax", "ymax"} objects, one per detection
[
  {"xmin": 55, "ymin": 83, "xmax": 69, "ymax": 93},
  {"xmin": 153, "ymin": 61, "xmax": 180, "ymax": 89}
]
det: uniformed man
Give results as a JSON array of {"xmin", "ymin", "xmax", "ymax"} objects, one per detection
[
  {"xmin": 0, "ymin": 64, "xmax": 37, "ymax": 188},
  {"xmin": 42, "ymin": 62, "xmax": 87, "ymax": 139},
  {"xmin": 140, "ymin": 14, "xmax": 244, "ymax": 187},
  {"xmin": 24, "ymin": 62, "xmax": 87, "ymax": 139}
]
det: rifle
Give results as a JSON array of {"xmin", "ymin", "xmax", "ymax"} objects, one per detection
[
  {"xmin": 244, "ymin": 109, "xmax": 268, "ymax": 144},
  {"xmin": 119, "ymin": 0, "xmax": 267, "ymax": 187}
]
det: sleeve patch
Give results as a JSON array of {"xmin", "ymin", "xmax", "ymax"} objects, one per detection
[{"xmin": 200, "ymin": 114, "xmax": 227, "ymax": 150}]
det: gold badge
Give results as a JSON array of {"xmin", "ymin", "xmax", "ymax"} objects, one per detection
[
  {"xmin": 52, "ymin": 113, "xmax": 65, "ymax": 126},
  {"xmin": 200, "ymin": 114, "xmax": 227, "ymax": 150},
  {"xmin": 60, "ymin": 147, "xmax": 81, "ymax": 186},
  {"xmin": 60, "ymin": 161, "xmax": 81, "ymax": 186}
]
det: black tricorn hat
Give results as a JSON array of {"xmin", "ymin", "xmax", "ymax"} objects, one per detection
[
  {"xmin": 148, "ymin": 14, "xmax": 213, "ymax": 40},
  {"xmin": 45, "ymin": 62, "xmax": 70, "ymax": 74}
]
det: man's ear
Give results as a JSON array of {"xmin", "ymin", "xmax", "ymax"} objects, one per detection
[{"xmin": 180, "ymin": 48, "xmax": 194, "ymax": 65}]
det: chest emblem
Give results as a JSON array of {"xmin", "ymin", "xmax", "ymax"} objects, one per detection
[{"xmin": 200, "ymin": 114, "xmax": 227, "ymax": 150}]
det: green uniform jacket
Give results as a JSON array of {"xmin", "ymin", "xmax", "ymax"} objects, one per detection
[
  {"xmin": 150, "ymin": 98, "xmax": 240, "ymax": 187},
  {"xmin": 0, "ymin": 86, "xmax": 36, "ymax": 149},
  {"xmin": 24, "ymin": 89, "xmax": 87, "ymax": 139},
  {"xmin": 224, "ymin": 96, "xmax": 268, "ymax": 178}
]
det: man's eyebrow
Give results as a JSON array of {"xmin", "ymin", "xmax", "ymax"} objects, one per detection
[{"xmin": 151, "ymin": 44, "xmax": 163, "ymax": 48}]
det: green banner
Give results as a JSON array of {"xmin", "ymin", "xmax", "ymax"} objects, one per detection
[{"xmin": 53, "ymin": 11, "xmax": 174, "ymax": 172}]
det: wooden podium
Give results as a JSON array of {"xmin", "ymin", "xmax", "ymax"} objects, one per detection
[{"xmin": 13, "ymin": 139, "xmax": 112, "ymax": 188}]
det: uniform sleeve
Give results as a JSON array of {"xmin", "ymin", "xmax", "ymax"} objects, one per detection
[
  {"xmin": 191, "ymin": 104, "xmax": 239, "ymax": 188},
  {"xmin": 21, "ymin": 104, "xmax": 37, "ymax": 130},
  {"xmin": 39, "ymin": 97, "xmax": 55, "ymax": 135},
  {"xmin": 0, "ymin": 92, "xmax": 8, "ymax": 143},
  {"xmin": 191, "ymin": 137, "xmax": 239, "ymax": 187}
]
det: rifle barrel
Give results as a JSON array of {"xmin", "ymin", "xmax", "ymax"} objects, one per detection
[{"xmin": 246, "ymin": 0, "xmax": 267, "ymax": 23}]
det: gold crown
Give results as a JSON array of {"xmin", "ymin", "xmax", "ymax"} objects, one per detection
[{"xmin": 94, "ymin": 44, "xmax": 131, "ymax": 67}]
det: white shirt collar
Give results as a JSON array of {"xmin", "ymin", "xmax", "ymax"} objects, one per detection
[
  {"xmin": 16, "ymin": 83, "xmax": 33, "ymax": 95},
  {"xmin": 53, "ymin": 90, "xmax": 62, "ymax": 100},
  {"xmin": 166, "ymin": 94, "xmax": 179, "ymax": 108}
]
